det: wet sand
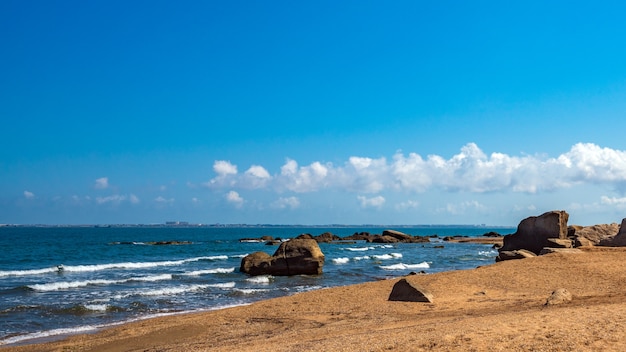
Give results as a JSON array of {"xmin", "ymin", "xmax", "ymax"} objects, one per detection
[{"xmin": 4, "ymin": 247, "xmax": 626, "ymax": 351}]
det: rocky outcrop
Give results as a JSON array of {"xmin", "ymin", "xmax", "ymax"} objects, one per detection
[
  {"xmin": 500, "ymin": 210, "xmax": 569, "ymax": 255},
  {"xmin": 388, "ymin": 278, "xmax": 434, "ymax": 303},
  {"xmin": 598, "ymin": 219, "xmax": 626, "ymax": 246},
  {"xmin": 313, "ymin": 232, "xmax": 342, "ymax": 243},
  {"xmin": 569, "ymin": 223, "xmax": 619, "ymax": 246},
  {"xmin": 240, "ymin": 239, "xmax": 325, "ymax": 276}
]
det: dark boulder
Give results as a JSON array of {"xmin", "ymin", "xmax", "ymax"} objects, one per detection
[
  {"xmin": 240, "ymin": 239, "xmax": 325, "ymax": 276},
  {"xmin": 500, "ymin": 210, "xmax": 569, "ymax": 255},
  {"xmin": 388, "ymin": 278, "xmax": 434, "ymax": 303},
  {"xmin": 314, "ymin": 232, "xmax": 342, "ymax": 243}
]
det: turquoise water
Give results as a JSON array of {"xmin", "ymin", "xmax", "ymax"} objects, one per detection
[{"xmin": 0, "ymin": 226, "xmax": 513, "ymax": 346}]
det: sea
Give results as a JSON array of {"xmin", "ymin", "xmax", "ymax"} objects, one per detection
[{"xmin": 0, "ymin": 225, "xmax": 514, "ymax": 346}]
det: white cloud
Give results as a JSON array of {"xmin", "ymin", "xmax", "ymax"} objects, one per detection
[
  {"xmin": 242, "ymin": 165, "xmax": 271, "ymax": 189},
  {"xmin": 129, "ymin": 194, "xmax": 140, "ymax": 204},
  {"xmin": 601, "ymin": 196, "xmax": 626, "ymax": 205},
  {"xmin": 395, "ymin": 200, "xmax": 419, "ymax": 210},
  {"xmin": 155, "ymin": 196, "xmax": 174, "ymax": 204},
  {"xmin": 357, "ymin": 195, "xmax": 386, "ymax": 208},
  {"xmin": 95, "ymin": 177, "xmax": 109, "ymax": 189},
  {"xmin": 271, "ymin": 196, "xmax": 300, "ymax": 210},
  {"xmin": 24, "ymin": 190, "xmax": 35, "ymax": 199},
  {"xmin": 205, "ymin": 161, "xmax": 238, "ymax": 188},
  {"xmin": 225, "ymin": 190, "xmax": 244, "ymax": 208},
  {"xmin": 276, "ymin": 159, "xmax": 330, "ymax": 193},
  {"xmin": 96, "ymin": 194, "xmax": 126, "ymax": 205},
  {"xmin": 203, "ymin": 143, "xmax": 626, "ymax": 196},
  {"xmin": 441, "ymin": 200, "xmax": 487, "ymax": 215}
]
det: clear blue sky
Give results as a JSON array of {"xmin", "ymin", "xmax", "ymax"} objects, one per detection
[{"xmin": 2, "ymin": 1, "xmax": 626, "ymax": 226}]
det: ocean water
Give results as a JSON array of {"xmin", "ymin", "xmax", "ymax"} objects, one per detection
[{"xmin": 0, "ymin": 226, "xmax": 513, "ymax": 346}]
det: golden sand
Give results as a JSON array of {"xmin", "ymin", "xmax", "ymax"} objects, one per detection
[{"xmin": 4, "ymin": 247, "xmax": 626, "ymax": 352}]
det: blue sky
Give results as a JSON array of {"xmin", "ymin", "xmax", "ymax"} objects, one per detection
[{"xmin": 2, "ymin": 1, "xmax": 626, "ymax": 226}]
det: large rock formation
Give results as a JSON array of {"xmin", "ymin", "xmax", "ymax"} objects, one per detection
[
  {"xmin": 569, "ymin": 223, "xmax": 619, "ymax": 246},
  {"xmin": 599, "ymin": 218, "xmax": 626, "ymax": 246},
  {"xmin": 240, "ymin": 239, "xmax": 325, "ymax": 276},
  {"xmin": 500, "ymin": 210, "xmax": 569, "ymax": 255}
]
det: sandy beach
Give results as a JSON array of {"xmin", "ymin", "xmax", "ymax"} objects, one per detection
[{"xmin": 4, "ymin": 246, "xmax": 626, "ymax": 352}]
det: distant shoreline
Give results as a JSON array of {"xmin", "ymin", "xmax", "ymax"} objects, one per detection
[{"xmin": 0, "ymin": 223, "xmax": 515, "ymax": 229}]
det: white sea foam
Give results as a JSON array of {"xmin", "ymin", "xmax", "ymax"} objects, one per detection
[
  {"xmin": 332, "ymin": 258, "xmax": 350, "ymax": 264},
  {"xmin": 230, "ymin": 254, "xmax": 249, "ymax": 258},
  {"xmin": 183, "ymin": 267, "xmax": 235, "ymax": 276},
  {"xmin": 208, "ymin": 282, "xmax": 236, "ymax": 289},
  {"xmin": 0, "ymin": 324, "xmax": 102, "ymax": 346},
  {"xmin": 246, "ymin": 275, "xmax": 274, "ymax": 284},
  {"xmin": 204, "ymin": 255, "xmax": 229, "ymax": 261},
  {"xmin": 353, "ymin": 256, "xmax": 371, "ymax": 260},
  {"xmin": 478, "ymin": 250, "xmax": 498, "ymax": 256},
  {"xmin": 233, "ymin": 288, "xmax": 270, "ymax": 295},
  {"xmin": 0, "ymin": 267, "xmax": 59, "ymax": 278},
  {"xmin": 137, "ymin": 284, "xmax": 211, "ymax": 297},
  {"xmin": 1, "ymin": 256, "xmax": 225, "ymax": 278},
  {"xmin": 29, "ymin": 279, "xmax": 119, "ymax": 291},
  {"xmin": 28, "ymin": 274, "xmax": 174, "ymax": 292},
  {"xmin": 379, "ymin": 262, "xmax": 430, "ymax": 270},
  {"xmin": 83, "ymin": 304, "xmax": 109, "ymax": 312},
  {"xmin": 345, "ymin": 247, "xmax": 372, "ymax": 252},
  {"xmin": 372, "ymin": 253, "xmax": 403, "ymax": 260}
]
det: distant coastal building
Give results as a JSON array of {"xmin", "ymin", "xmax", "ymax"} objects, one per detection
[{"xmin": 165, "ymin": 221, "xmax": 189, "ymax": 226}]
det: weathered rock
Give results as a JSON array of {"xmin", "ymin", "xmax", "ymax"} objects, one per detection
[
  {"xmin": 500, "ymin": 210, "xmax": 569, "ymax": 255},
  {"xmin": 383, "ymin": 230, "xmax": 412, "ymax": 242},
  {"xmin": 240, "ymin": 239, "xmax": 325, "ymax": 276},
  {"xmin": 240, "ymin": 252, "xmax": 273, "ymax": 275},
  {"xmin": 599, "ymin": 219, "xmax": 626, "ymax": 246},
  {"xmin": 545, "ymin": 238, "xmax": 573, "ymax": 248},
  {"xmin": 545, "ymin": 288, "xmax": 572, "ymax": 306},
  {"xmin": 495, "ymin": 249, "xmax": 537, "ymax": 262},
  {"xmin": 314, "ymin": 232, "xmax": 342, "ymax": 243},
  {"xmin": 371, "ymin": 235, "xmax": 400, "ymax": 243},
  {"xmin": 343, "ymin": 232, "xmax": 373, "ymax": 241},
  {"xmin": 539, "ymin": 248, "xmax": 584, "ymax": 255},
  {"xmin": 388, "ymin": 278, "xmax": 433, "ymax": 303},
  {"xmin": 570, "ymin": 223, "xmax": 619, "ymax": 245},
  {"xmin": 295, "ymin": 233, "xmax": 314, "ymax": 240},
  {"xmin": 574, "ymin": 237, "xmax": 594, "ymax": 247},
  {"xmin": 483, "ymin": 231, "xmax": 502, "ymax": 237}
]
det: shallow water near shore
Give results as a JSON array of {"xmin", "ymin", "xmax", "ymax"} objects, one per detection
[{"xmin": 0, "ymin": 226, "xmax": 512, "ymax": 346}]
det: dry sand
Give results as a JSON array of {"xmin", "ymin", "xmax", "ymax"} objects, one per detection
[{"xmin": 4, "ymin": 247, "xmax": 626, "ymax": 352}]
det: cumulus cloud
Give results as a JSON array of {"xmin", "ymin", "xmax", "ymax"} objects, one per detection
[
  {"xmin": 203, "ymin": 143, "xmax": 626, "ymax": 196},
  {"xmin": 357, "ymin": 195, "xmax": 386, "ymax": 208},
  {"xmin": 95, "ymin": 177, "xmax": 109, "ymax": 189},
  {"xmin": 205, "ymin": 161, "xmax": 239, "ymax": 188},
  {"xmin": 243, "ymin": 165, "xmax": 271, "ymax": 189},
  {"xmin": 271, "ymin": 196, "xmax": 300, "ymax": 210},
  {"xmin": 225, "ymin": 190, "xmax": 244, "ymax": 208},
  {"xmin": 276, "ymin": 159, "xmax": 330, "ymax": 193},
  {"xmin": 23, "ymin": 190, "xmax": 35, "ymax": 199}
]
